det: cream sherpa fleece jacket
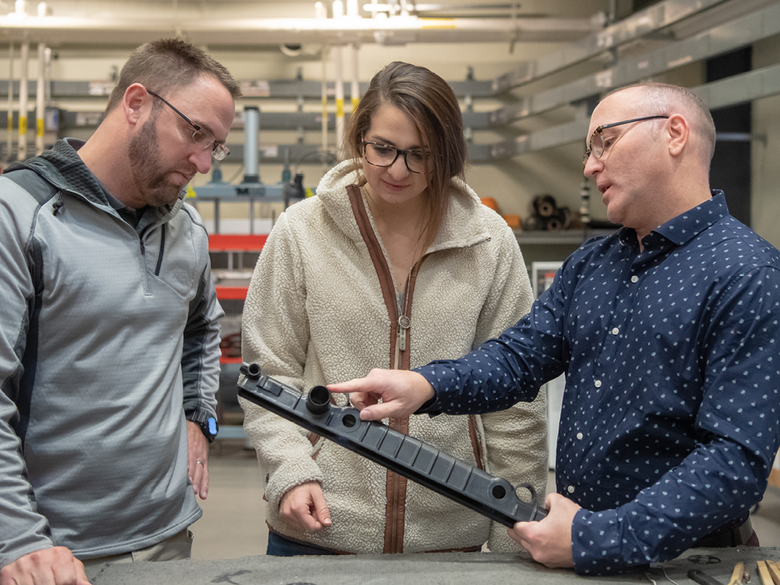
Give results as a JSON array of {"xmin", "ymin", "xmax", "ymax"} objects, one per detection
[{"xmin": 240, "ymin": 160, "xmax": 547, "ymax": 554}]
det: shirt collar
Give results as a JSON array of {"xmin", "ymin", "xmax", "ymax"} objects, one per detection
[
  {"xmin": 617, "ymin": 190, "xmax": 728, "ymax": 248},
  {"xmin": 655, "ymin": 190, "xmax": 728, "ymax": 245}
]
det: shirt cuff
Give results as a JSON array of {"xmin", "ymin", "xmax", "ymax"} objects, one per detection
[
  {"xmin": 414, "ymin": 364, "xmax": 459, "ymax": 416},
  {"xmin": 572, "ymin": 508, "xmax": 648, "ymax": 575}
]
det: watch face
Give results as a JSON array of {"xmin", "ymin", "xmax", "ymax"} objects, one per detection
[{"xmin": 207, "ymin": 417, "xmax": 218, "ymax": 435}]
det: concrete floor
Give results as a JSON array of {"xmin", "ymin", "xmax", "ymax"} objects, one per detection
[{"xmin": 191, "ymin": 440, "xmax": 780, "ymax": 560}]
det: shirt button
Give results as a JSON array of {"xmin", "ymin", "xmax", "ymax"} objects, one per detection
[
  {"xmin": 576, "ymin": 432, "xmax": 583, "ymax": 440},
  {"xmin": 631, "ymin": 275, "xmax": 639, "ymax": 283},
  {"xmin": 611, "ymin": 327, "xmax": 619, "ymax": 335},
  {"xmin": 594, "ymin": 380, "xmax": 602, "ymax": 388},
  {"xmin": 567, "ymin": 485, "xmax": 575, "ymax": 494}
]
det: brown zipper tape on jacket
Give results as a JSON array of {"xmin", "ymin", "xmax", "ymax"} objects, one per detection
[
  {"xmin": 468, "ymin": 415, "xmax": 485, "ymax": 470},
  {"xmin": 347, "ymin": 185, "xmax": 444, "ymax": 554},
  {"xmin": 399, "ymin": 260, "xmax": 423, "ymax": 371},
  {"xmin": 346, "ymin": 184, "xmax": 399, "ymax": 366},
  {"xmin": 345, "ymin": 184, "xmax": 408, "ymax": 553},
  {"xmin": 381, "ymin": 261, "xmax": 427, "ymax": 552},
  {"xmin": 383, "ymin": 416, "xmax": 410, "ymax": 553}
]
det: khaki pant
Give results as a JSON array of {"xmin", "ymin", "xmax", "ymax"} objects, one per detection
[{"xmin": 82, "ymin": 529, "xmax": 193, "ymax": 581}]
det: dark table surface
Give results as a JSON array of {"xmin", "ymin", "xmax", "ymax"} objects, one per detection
[{"xmin": 90, "ymin": 546, "xmax": 780, "ymax": 584}]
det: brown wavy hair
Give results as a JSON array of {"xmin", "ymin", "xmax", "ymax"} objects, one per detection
[{"xmin": 344, "ymin": 61, "xmax": 467, "ymax": 250}]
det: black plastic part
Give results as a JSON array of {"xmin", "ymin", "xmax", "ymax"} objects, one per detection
[
  {"xmin": 306, "ymin": 385, "xmax": 331, "ymax": 415},
  {"xmin": 687, "ymin": 569, "xmax": 724, "ymax": 585},
  {"xmin": 237, "ymin": 363, "xmax": 548, "ymax": 527}
]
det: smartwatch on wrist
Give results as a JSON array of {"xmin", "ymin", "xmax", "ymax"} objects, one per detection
[{"xmin": 188, "ymin": 412, "xmax": 219, "ymax": 443}]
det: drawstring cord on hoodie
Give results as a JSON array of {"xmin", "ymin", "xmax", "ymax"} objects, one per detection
[{"xmin": 52, "ymin": 192, "xmax": 64, "ymax": 215}]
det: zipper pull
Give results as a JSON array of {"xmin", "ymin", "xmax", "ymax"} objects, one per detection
[{"xmin": 398, "ymin": 315, "xmax": 410, "ymax": 352}]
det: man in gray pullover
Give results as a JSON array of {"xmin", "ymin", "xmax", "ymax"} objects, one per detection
[{"xmin": 0, "ymin": 39, "xmax": 240, "ymax": 584}]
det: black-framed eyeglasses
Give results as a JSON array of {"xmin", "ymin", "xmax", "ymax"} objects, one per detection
[
  {"xmin": 363, "ymin": 141, "xmax": 432, "ymax": 175},
  {"xmin": 582, "ymin": 115, "xmax": 669, "ymax": 168},
  {"xmin": 147, "ymin": 89, "xmax": 230, "ymax": 162}
]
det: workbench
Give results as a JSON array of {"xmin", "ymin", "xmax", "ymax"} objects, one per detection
[{"xmin": 90, "ymin": 547, "xmax": 780, "ymax": 584}]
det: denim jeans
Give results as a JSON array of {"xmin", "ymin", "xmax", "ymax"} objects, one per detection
[{"xmin": 266, "ymin": 531, "xmax": 339, "ymax": 556}]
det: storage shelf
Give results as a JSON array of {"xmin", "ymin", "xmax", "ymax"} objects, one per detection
[
  {"xmin": 515, "ymin": 228, "xmax": 616, "ymax": 245},
  {"xmin": 215, "ymin": 285, "xmax": 250, "ymax": 300},
  {"xmin": 209, "ymin": 234, "xmax": 268, "ymax": 252}
]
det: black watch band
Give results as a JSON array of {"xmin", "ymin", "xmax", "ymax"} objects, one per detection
[{"xmin": 188, "ymin": 412, "xmax": 219, "ymax": 443}]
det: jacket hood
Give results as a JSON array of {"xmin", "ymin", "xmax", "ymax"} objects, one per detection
[
  {"xmin": 315, "ymin": 159, "xmax": 496, "ymax": 254},
  {"xmin": 5, "ymin": 138, "xmax": 184, "ymax": 223},
  {"xmin": 7, "ymin": 139, "xmax": 113, "ymax": 208}
]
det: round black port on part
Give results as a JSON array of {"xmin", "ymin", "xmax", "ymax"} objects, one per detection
[
  {"xmin": 306, "ymin": 385, "xmax": 331, "ymax": 415},
  {"xmin": 243, "ymin": 363, "xmax": 262, "ymax": 380},
  {"xmin": 491, "ymin": 485, "xmax": 507, "ymax": 500}
]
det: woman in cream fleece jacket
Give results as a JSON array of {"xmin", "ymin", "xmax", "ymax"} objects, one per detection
[{"xmin": 240, "ymin": 61, "xmax": 547, "ymax": 556}]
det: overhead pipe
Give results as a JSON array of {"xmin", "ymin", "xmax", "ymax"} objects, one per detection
[
  {"xmin": 6, "ymin": 43, "xmax": 14, "ymax": 162},
  {"xmin": 0, "ymin": 14, "xmax": 598, "ymax": 46},
  {"xmin": 334, "ymin": 46, "xmax": 344, "ymax": 160},
  {"xmin": 316, "ymin": 2, "xmax": 328, "ymax": 168},
  {"xmin": 321, "ymin": 48, "xmax": 329, "ymax": 165},
  {"xmin": 243, "ymin": 106, "xmax": 260, "ymax": 184},
  {"xmin": 491, "ymin": 0, "xmax": 728, "ymax": 92},
  {"xmin": 35, "ymin": 3, "xmax": 49, "ymax": 155},
  {"xmin": 18, "ymin": 39, "xmax": 28, "ymax": 161},
  {"xmin": 350, "ymin": 44, "xmax": 359, "ymax": 113},
  {"xmin": 12, "ymin": 0, "xmax": 28, "ymax": 161},
  {"xmin": 347, "ymin": 1, "xmax": 360, "ymax": 113},
  {"xmin": 35, "ymin": 41, "xmax": 45, "ymax": 155},
  {"xmin": 332, "ymin": 0, "xmax": 345, "ymax": 160}
]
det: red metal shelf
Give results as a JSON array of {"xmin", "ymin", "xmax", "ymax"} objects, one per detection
[
  {"xmin": 209, "ymin": 234, "xmax": 267, "ymax": 251},
  {"xmin": 215, "ymin": 285, "xmax": 249, "ymax": 300}
]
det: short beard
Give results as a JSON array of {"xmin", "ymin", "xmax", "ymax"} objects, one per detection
[{"xmin": 128, "ymin": 110, "xmax": 183, "ymax": 209}]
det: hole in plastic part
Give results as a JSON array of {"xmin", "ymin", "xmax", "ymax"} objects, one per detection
[
  {"xmin": 515, "ymin": 483, "xmax": 536, "ymax": 503},
  {"xmin": 492, "ymin": 485, "xmax": 507, "ymax": 499},
  {"xmin": 342, "ymin": 414, "xmax": 357, "ymax": 428}
]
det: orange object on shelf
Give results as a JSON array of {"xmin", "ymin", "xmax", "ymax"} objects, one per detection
[
  {"xmin": 480, "ymin": 197, "xmax": 499, "ymax": 211},
  {"xmin": 502, "ymin": 214, "xmax": 521, "ymax": 229}
]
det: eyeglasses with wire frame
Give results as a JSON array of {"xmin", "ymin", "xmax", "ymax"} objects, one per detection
[
  {"xmin": 147, "ymin": 90, "xmax": 230, "ymax": 162},
  {"xmin": 582, "ymin": 115, "xmax": 669, "ymax": 168},
  {"xmin": 363, "ymin": 141, "xmax": 432, "ymax": 174}
]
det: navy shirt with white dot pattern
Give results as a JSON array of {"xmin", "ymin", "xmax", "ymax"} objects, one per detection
[{"xmin": 417, "ymin": 192, "xmax": 780, "ymax": 575}]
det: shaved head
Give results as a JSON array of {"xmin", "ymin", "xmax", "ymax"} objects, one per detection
[{"xmin": 606, "ymin": 82, "xmax": 716, "ymax": 167}]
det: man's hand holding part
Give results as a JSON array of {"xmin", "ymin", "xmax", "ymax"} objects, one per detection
[{"xmin": 509, "ymin": 493, "xmax": 579, "ymax": 569}]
